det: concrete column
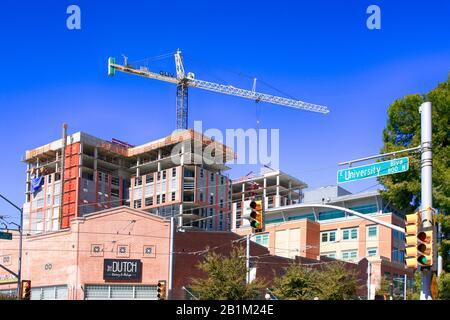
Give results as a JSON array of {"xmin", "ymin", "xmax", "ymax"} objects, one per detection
[
  {"xmin": 288, "ymin": 180, "xmax": 292, "ymax": 205},
  {"xmin": 136, "ymin": 156, "xmax": 141, "ymax": 177},
  {"xmin": 157, "ymin": 149, "xmax": 162, "ymax": 172},
  {"xmin": 178, "ymin": 203, "xmax": 183, "ymax": 227},
  {"xmin": 275, "ymin": 175, "xmax": 280, "ymax": 208},
  {"xmin": 94, "ymin": 147, "xmax": 98, "ymax": 184}
]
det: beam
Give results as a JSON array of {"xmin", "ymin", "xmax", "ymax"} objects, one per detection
[{"xmin": 267, "ymin": 203, "xmax": 405, "ymax": 233}]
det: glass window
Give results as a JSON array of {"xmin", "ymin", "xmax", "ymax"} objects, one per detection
[
  {"xmin": 368, "ymin": 225, "xmax": 377, "ymax": 238},
  {"xmin": 393, "ymin": 247, "xmax": 399, "ymax": 261},
  {"xmin": 351, "ymin": 228, "xmax": 358, "ymax": 239},
  {"xmin": 321, "ymin": 233, "xmax": 328, "ymax": 243},
  {"xmin": 172, "ymin": 168, "xmax": 177, "ymax": 177},
  {"xmin": 367, "ymin": 247, "xmax": 378, "ymax": 257},
  {"xmin": 322, "ymin": 252, "xmax": 336, "ymax": 259},
  {"xmin": 329, "ymin": 231, "xmax": 336, "ymax": 242},
  {"xmin": 134, "ymin": 199, "xmax": 141, "ymax": 209},
  {"xmin": 342, "ymin": 250, "xmax": 358, "ymax": 261},
  {"xmin": 343, "ymin": 230, "xmax": 349, "ymax": 240},
  {"xmin": 171, "ymin": 192, "xmax": 176, "ymax": 201},
  {"xmin": 145, "ymin": 197, "xmax": 153, "ymax": 206},
  {"xmin": 146, "ymin": 174, "xmax": 153, "ymax": 184}
]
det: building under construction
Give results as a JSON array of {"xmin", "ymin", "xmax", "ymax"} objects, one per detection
[{"xmin": 23, "ymin": 126, "xmax": 235, "ymax": 234}]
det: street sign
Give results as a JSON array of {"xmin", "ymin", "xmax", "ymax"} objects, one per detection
[
  {"xmin": 0, "ymin": 231, "xmax": 12, "ymax": 240},
  {"xmin": 337, "ymin": 157, "xmax": 409, "ymax": 184}
]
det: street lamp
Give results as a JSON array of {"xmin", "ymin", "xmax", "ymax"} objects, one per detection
[{"xmin": 0, "ymin": 193, "xmax": 23, "ymax": 301}]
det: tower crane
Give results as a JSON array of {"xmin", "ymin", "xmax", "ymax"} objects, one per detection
[{"xmin": 107, "ymin": 49, "xmax": 329, "ymax": 130}]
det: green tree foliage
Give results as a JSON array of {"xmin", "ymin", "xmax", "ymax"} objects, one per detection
[
  {"xmin": 375, "ymin": 276, "xmax": 391, "ymax": 297},
  {"xmin": 271, "ymin": 264, "xmax": 319, "ymax": 300},
  {"xmin": 438, "ymin": 272, "xmax": 450, "ymax": 300},
  {"xmin": 407, "ymin": 271, "xmax": 421, "ymax": 300},
  {"xmin": 189, "ymin": 246, "xmax": 266, "ymax": 300},
  {"xmin": 379, "ymin": 76, "xmax": 450, "ymax": 270},
  {"xmin": 272, "ymin": 262, "xmax": 359, "ymax": 300},
  {"xmin": 379, "ymin": 75, "xmax": 449, "ymax": 214}
]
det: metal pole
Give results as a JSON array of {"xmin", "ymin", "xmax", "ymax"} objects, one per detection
[
  {"xmin": 419, "ymin": 101, "xmax": 433, "ymax": 300},
  {"xmin": 16, "ymin": 208, "xmax": 23, "ymax": 300},
  {"xmin": 0, "ymin": 194, "xmax": 23, "ymax": 300},
  {"xmin": 59, "ymin": 123, "xmax": 67, "ymax": 228},
  {"xmin": 246, "ymin": 234, "xmax": 250, "ymax": 284},
  {"xmin": 367, "ymin": 261, "xmax": 371, "ymax": 300},
  {"xmin": 404, "ymin": 274, "xmax": 407, "ymax": 300},
  {"xmin": 168, "ymin": 216, "xmax": 174, "ymax": 300},
  {"xmin": 437, "ymin": 222, "xmax": 443, "ymax": 277}
]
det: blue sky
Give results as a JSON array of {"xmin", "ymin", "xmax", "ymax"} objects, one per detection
[{"xmin": 0, "ymin": 0, "xmax": 449, "ymax": 224}]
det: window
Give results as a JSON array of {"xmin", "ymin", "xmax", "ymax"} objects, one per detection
[
  {"xmin": 220, "ymin": 176, "xmax": 224, "ymax": 185},
  {"xmin": 199, "ymin": 192, "xmax": 204, "ymax": 202},
  {"xmin": 157, "ymin": 172, "xmax": 161, "ymax": 180},
  {"xmin": 367, "ymin": 225, "xmax": 377, "ymax": 238},
  {"xmin": 200, "ymin": 169, "xmax": 204, "ymax": 178},
  {"xmin": 254, "ymin": 233, "xmax": 269, "ymax": 248},
  {"xmin": 209, "ymin": 195, "xmax": 214, "ymax": 205},
  {"xmin": 134, "ymin": 199, "xmax": 141, "ymax": 208},
  {"xmin": 135, "ymin": 177, "xmax": 142, "ymax": 186},
  {"xmin": 399, "ymin": 250, "xmax": 405, "ymax": 263},
  {"xmin": 210, "ymin": 172, "xmax": 214, "ymax": 182},
  {"xmin": 161, "ymin": 194, "xmax": 166, "ymax": 203},
  {"xmin": 322, "ymin": 252, "xmax": 336, "ymax": 259},
  {"xmin": 47, "ymin": 175, "xmax": 52, "ymax": 184},
  {"xmin": 171, "ymin": 192, "xmax": 176, "ymax": 201},
  {"xmin": 367, "ymin": 247, "xmax": 378, "ymax": 257},
  {"xmin": 162, "ymin": 171, "xmax": 166, "ymax": 180},
  {"xmin": 393, "ymin": 247, "xmax": 399, "ymax": 261},
  {"xmin": 343, "ymin": 228, "xmax": 358, "ymax": 240},
  {"xmin": 342, "ymin": 250, "xmax": 358, "ymax": 261},
  {"xmin": 145, "ymin": 197, "xmax": 153, "ymax": 206},
  {"xmin": 219, "ymin": 199, "xmax": 224, "ymax": 208},
  {"xmin": 321, "ymin": 230, "xmax": 336, "ymax": 243},
  {"xmin": 146, "ymin": 174, "xmax": 153, "ymax": 184},
  {"xmin": 172, "ymin": 168, "xmax": 177, "ymax": 177}
]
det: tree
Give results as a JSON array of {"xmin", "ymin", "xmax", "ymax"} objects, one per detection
[
  {"xmin": 271, "ymin": 264, "xmax": 320, "ymax": 300},
  {"xmin": 379, "ymin": 75, "xmax": 449, "ymax": 215},
  {"xmin": 379, "ymin": 75, "xmax": 450, "ymax": 271},
  {"xmin": 189, "ymin": 246, "xmax": 266, "ymax": 300},
  {"xmin": 317, "ymin": 262, "xmax": 360, "ymax": 300},
  {"xmin": 437, "ymin": 272, "xmax": 450, "ymax": 300},
  {"xmin": 272, "ymin": 262, "xmax": 359, "ymax": 300},
  {"xmin": 375, "ymin": 276, "xmax": 391, "ymax": 297}
]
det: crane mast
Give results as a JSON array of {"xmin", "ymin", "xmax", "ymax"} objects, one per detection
[{"xmin": 108, "ymin": 50, "xmax": 329, "ymax": 129}]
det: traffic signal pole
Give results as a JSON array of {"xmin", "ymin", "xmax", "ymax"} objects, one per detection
[{"xmin": 419, "ymin": 101, "xmax": 433, "ymax": 300}]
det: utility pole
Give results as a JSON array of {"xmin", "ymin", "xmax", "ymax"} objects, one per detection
[
  {"xmin": 419, "ymin": 101, "xmax": 433, "ymax": 300},
  {"xmin": 437, "ymin": 222, "xmax": 443, "ymax": 277},
  {"xmin": 168, "ymin": 216, "xmax": 174, "ymax": 300},
  {"xmin": 367, "ymin": 261, "xmax": 372, "ymax": 300},
  {"xmin": 246, "ymin": 234, "xmax": 250, "ymax": 284},
  {"xmin": 0, "ymin": 194, "xmax": 23, "ymax": 300},
  {"xmin": 404, "ymin": 274, "xmax": 407, "ymax": 300}
]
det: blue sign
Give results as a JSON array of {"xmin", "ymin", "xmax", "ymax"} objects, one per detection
[{"xmin": 337, "ymin": 157, "xmax": 409, "ymax": 184}]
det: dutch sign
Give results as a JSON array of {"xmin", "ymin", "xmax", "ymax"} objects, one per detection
[
  {"xmin": 103, "ymin": 259, "xmax": 142, "ymax": 281},
  {"xmin": 337, "ymin": 157, "xmax": 409, "ymax": 184}
]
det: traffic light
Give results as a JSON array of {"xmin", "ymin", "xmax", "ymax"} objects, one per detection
[
  {"xmin": 20, "ymin": 280, "xmax": 31, "ymax": 300},
  {"xmin": 157, "ymin": 280, "xmax": 166, "ymax": 300},
  {"xmin": 405, "ymin": 212, "xmax": 420, "ymax": 269},
  {"xmin": 249, "ymin": 200, "xmax": 264, "ymax": 233},
  {"xmin": 417, "ymin": 230, "xmax": 433, "ymax": 267}
]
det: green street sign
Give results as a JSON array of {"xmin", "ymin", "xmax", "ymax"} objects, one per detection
[
  {"xmin": 0, "ymin": 231, "xmax": 13, "ymax": 240},
  {"xmin": 337, "ymin": 157, "xmax": 409, "ymax": 184}
]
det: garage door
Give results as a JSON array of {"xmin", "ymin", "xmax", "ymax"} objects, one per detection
[
  {"xmin": 84, "ymin": 284, "xmax": 158, "ymax": 300},
  {"xmin": 30, "ymin": 285, "xmax": 68, "ymax": 300}
]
